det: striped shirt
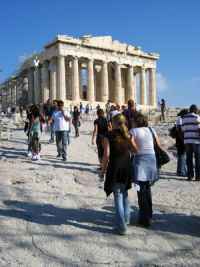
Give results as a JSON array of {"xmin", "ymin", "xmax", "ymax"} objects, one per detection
[{"xmin": 181, "ymin": 113, "xmax": 200, "ymax": 144}]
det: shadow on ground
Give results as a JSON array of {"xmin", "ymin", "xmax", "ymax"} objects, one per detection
[
  {"xmin": 0, "ymin": 200, "xmax": 200, "ymax": 238},
  {"xmin": 0, "ymin": 146, "xmax": 27, "ymax": 159},
  {"xmin": 1, "ymin": 200, "xmax": 114, "ymax": 234},
  {"xmin": 22, "ymin": 159, "xmax": 98, "ymax": 174},
  {"xmin": 159, "ymin": 171, "xmax": 188, "ymax": 181}
]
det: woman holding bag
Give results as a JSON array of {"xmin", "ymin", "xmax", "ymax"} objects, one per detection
[{"xmin": 129, "ymin": 113, "xmax": 162, "ymax": 227}]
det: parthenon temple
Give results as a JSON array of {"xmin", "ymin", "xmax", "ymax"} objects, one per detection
[{"xmin": 0, "ymin": 35, "xmax": 159, "ymax": 110}]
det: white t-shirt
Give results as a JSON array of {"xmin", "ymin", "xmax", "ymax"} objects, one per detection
[
  {"xmin": 52, "ymin": 110, "xmax": 71, "ymax": 131},
  {"xmin": 130, "ymin": 127, "xmax": 156, "ymax": 155},
  {"xmin": 110, "ymin": 110, "xmax": 121, "ymax": 118}
]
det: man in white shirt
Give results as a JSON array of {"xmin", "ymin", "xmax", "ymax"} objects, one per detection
[{"xmin": 52, "ymin": 100, "xmax": 71, "ymax": 161}]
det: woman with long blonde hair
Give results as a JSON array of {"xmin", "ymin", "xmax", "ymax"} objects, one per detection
[{"xmin": 101, "ymin": 113, "xmax": 137, "ymax": 235}]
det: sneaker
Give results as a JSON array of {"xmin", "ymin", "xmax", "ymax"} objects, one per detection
[
  {"xmin": 27, "ymin": 151, "xmax": 32, "ymax": 157},
  {"xmin": 56, "ymin": 154, "xmax": 61, "ymax": 158},
  {"xmin": 32, "ymin": 154, "xmax": 37, "ymax": 161},
  {"xmin": 62, "ymin": 157, "xmax": 67, "ymax": 162},
  {"xmin": 36, "ymin": 154, "xmax": 40, "ymax": 160}
]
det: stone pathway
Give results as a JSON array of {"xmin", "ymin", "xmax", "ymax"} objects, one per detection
[{"xmin": 0, "ymin": 121, "xmax": 200, "ymax": 266}]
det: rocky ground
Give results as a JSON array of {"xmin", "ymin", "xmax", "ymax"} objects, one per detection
[{"xmin": 0, "ymin": 117, "xmax": 200, "ymax": 267}]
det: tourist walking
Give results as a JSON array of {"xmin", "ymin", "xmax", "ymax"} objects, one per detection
[
  {"xmin": 101, "ymin": 114, "xmax": 137, "ymax": 235},
  {"xmin": 80, "ymin": 102, "xmax": 84, "ymax": 114},
  {"xmin": 130, "ymin": 113, "xmax": 159, "ymax": 227},
  {"xmin": 24, "ymin": 105, "xmax": 33, "ymax": 157},
  {"xmin": 109, "ymin": 105, "xmax": 121, "ymax": 122},
  {"xmin": 85, "ymin": 104, "xmax": 90, "ymax": 115},
  {"xmin": 181, "ymin": 104, "xmax": 200, "ymax": 181},
  {"xmin": 48, "ymin": 100, "xmax": 58, "ymax": 143},
  {"xmin": 105, "ymin": 100, "xmax": 111, "ymax": 120},
  {"xmin": 29, "ymin": 106, "xmax": 44, "ymax": 161},
  {"xmin": 160, "ymin": 99, "xmax": 166, "ymax": 121},
  {"xmin": 51, "ymin": 100, "xmax": 71, "ymax": 161},
  {"xmin": 92, "ymin": 109, "xmax": 108, "ymax": 169},
  {"xmin": 175, "ymin": 109, "xmax": 188, "ymax": 176},
  {"xmin": 123, "ymin": 99, "xmax": 138, "ymax": 130},
  {"xmin": 72, "ymin": 106, "xmax": 81, "ymax": 137}
]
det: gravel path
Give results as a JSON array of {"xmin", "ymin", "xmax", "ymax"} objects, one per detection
[{"xmin": 0, "ymin": 121, "xmax": 200, "ymax": 267}]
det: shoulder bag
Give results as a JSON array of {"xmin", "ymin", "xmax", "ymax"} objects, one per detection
[{"xmin": 149, "ymin": 127, "xmax": 170, "ymax": 168}]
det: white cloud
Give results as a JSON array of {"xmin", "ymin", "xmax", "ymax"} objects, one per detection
[{"xmin": 157, "ymin": 72, "xmax": 168, "ymax": 92}]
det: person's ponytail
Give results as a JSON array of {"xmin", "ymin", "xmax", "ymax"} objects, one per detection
[
  {"xmin": 112, "ymin": 114, "xmax": 129, "ymax": 140},
  {"xmin": 119, "ymin": 122, "xmax": 129, "ymax": 140}
]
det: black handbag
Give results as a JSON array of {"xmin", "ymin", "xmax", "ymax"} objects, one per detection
[{"xmin": 149, "ymin": 127, "xmax": 170, "ymax": 167}]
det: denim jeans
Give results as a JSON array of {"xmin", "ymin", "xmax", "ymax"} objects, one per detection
[
  {"xmin": 66, "ymin": 131, "xmax": 70, "ymax": 145},
  {"xmin": 113, "ymin": 183, "xmax": 130, "ymax": 232},
  {"xmin": 185, "ymin": 144, "xmax": 200, "ymax": 179},
  {"xmin": 55, "ymin": 131, "xmax": 68, "ymax": 159},
  {"xmin": 50, "ymin": 122, "xmax": 55, "ymax": 142},
  {"xmin": 177, "ymin": 153, "xmax": 187, "ymax": 176}
]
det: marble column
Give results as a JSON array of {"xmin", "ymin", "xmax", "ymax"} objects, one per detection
[
  {"xmin": 57, "ymin": 55, "xmax": 66, "ymax": 100},
  {"xmin": 149, "ymin": 68, "xmax": 157, "ymax": 107},
  {"xmin": 22, "ymin": 77, "xmax": 29, "ymax": 105},
  {"xmin": 41, "ymin": 61, "xmax": 50, "ymax": 103},
  {"xmin": 49, "ymin": 58, "xmax": 57, "ymax": 101},
  {"xmin": 15, "ymin": 79, "xmax": 19, "ymax": 105},
  {"xmin": 114, "ymin": 62, "xmax": 122, "ymax": 104},
  {"xmin": 100, "ymin": 61, "xmax": 109, "ymax": 102},
  {"xmin": 13, "ymin": 84, "xmax": 17, "ymax": 105},
  {"xmin": 79, "ymin": 63, "xmax": 83, "ymax": 99},
  {"xmin": 10, "ymin": 83, "xmax": 13, "ymax": 105},
  {"xmin": 87, "ymin": 59, "xmax": 95, "ymax": 102},
  {"xmin": 127, "ymin": 65, "xmax": 135, "ymax": 101},
  {"xmin": 72, "ymin": 57, "xmax": 80, "ymax": 102},
  {"xmin": 28, "ymin": 68, "xmax": 34, "ymax": 104},
  {"xmin": 33, "ymin": 68, "xmax": 40, "ymax": 104},
  {"xmin": 140, "ymin": 67, "xmax": 146, "ymax": 105},
  {"xmin": 7, "ymin": 83, "xmax": 11, "ymax": 106}
]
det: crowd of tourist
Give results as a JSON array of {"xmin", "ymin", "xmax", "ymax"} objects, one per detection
[{"xmin": 20, "ymin": 98, "xmax": 200, "ymax": 235}]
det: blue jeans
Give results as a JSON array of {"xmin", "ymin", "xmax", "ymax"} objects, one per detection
[
  {"xmin": 55, "ymin": 131, "xmax": 68, "ymax": 159},
  {"xmin": 177, "ymin": 153, "xmax": 187, "ymax": 176},
  {"xmin": 185, "ymin": 144, "xmax": 200, "ymax": 179},
  {"xmin": 113, "ymin": 183, "xmax": 130, "ymax": 232},
  {"xmin": 66, "ymin": 131, "xmax": 70, "ymax": 145},
  {"xmin": 50, "ymin": 123, "xmax": 55, "ymax": 142}
]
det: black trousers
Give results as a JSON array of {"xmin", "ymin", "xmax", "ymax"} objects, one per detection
[{"xmin": 137, "ymin": 181, "xmax": 152, "ymax": 225}]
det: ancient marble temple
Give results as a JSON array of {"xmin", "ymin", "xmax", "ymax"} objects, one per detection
[{"xmin": 0, "ymin": 35, "xmax": 159, "ymax": 110}]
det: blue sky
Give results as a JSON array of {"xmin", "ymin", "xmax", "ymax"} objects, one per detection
[{"xmin": 0, "ymin": 0, "xmax": 200, "ymax": 107}]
